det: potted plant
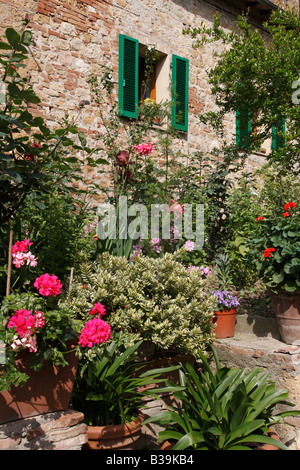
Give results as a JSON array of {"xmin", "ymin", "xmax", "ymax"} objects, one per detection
[
  {"xmin": 71, "ymin": 326, "xmax": 183, "ymax": 450},
  {"xmin": 143, "ymin": 345, "xmax": 300, "ymax": 450},
  {"xmin": 0, "ymin": 237, "xmax": 87, "ymax": 424},
  {"xmin": 211, "ymin": 290, "xmax": 240, "ymax": 338},
  {"xmin": 250, "ymin": 201, "xmax": 300, "ymax": 344},
  {"xmin": 0, "ymin": 292, "xmax": 80, "ymax": 424}
]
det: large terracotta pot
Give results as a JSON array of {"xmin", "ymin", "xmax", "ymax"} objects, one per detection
[
  {"xmin": 0, "ymin": 346, "xmax": 78, "ymax": 425},
  {"xmin": 212, "ymin": 308, "xmax": 236, "ymax": 339},
  {"xmin": 269, "ymin": 290, "xmax": 300, "ymax": 344},
  {"xmin": 84, "ymin": 412, "xmax": 144, "ymax": 450},
  {"xmin": 137, "ymin": 353, "xmax": 195, "ymax": 391}
]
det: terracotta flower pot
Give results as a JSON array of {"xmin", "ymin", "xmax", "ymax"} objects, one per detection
[
  {"xmin": 84, "ymin": 412, "xmax": 144, "ymax": 450},
  {"xmin": 0, "ymin": 345, "xmax": 78, "ymax": 425},
  {"xmin": 269, "ymin": 290, "xmax": 300, "ymax": 344},
  {"xmin": 136, "ymin": 353, "xmax": 195, "ymax": 395},
  {"xmin": 212, "ymin": 308, "xmax": 236, "ymax": 339}
]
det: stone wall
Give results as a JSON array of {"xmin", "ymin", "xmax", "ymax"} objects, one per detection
[
  {"xmin": 214, "ymin": 335, "xmax": 300, "ymax": 450},
  {"xmin": 0, "ymin": 409, "xmax": 87, "ymax": 450},
  {"xmin": 2, "ymin": 0, "xmax": 295, "ymax": 196}
]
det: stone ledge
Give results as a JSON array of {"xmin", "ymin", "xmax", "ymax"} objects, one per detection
[
  {"xmin": 0, "ymin": 409, "xmax": 87, "ymax": 450},
  {"xmin": 213, "ymin": 333, "xmax": 300, "ymax": 450}
]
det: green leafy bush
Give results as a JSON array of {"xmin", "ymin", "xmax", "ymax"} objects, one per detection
[
  {"xmin": 249, "ymin": 201, "xmax": 299, "ymax": 293},
  {"xmin": 144, "ymin": 345, "xmax": 300, "ymax": 450},
  {"xmin": 71, "ymin": 335, "xmax": 183, "ymax": 426},
  {"xmin": 70, "ymin": 250, "xmax": 217, "ymax": 360}
]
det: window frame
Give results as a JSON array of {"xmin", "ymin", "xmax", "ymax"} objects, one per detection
[{"xmin": 171, "ymin": 54, "xmax": 189, "ymax": 132}]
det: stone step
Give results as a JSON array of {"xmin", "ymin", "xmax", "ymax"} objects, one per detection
[
  {"xmin": 213, "ymin": 333, "xmax": 300, "ymax": 450},
  {"xmin": 235, "ymin": 313, "xmax": 281, "ymax": 340}
]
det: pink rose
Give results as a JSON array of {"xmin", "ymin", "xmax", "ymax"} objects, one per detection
[{"xmin": 135, "ymin": 143, "xmax": 153, "ymax": 156}]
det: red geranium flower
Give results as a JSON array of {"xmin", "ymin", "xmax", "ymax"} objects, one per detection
[
  {"xmin": 284, "ymin": 202, "xmax": 297, "ymax": 211},
  {"xmin": 263, "ymin": 247, "xmax": 276, "ymax": 258},
  {"xmin": 282, "ymin": 211, "xmax": 290, "ymax": 217},
  {"xmin": 255, "ymin": 216, "xmax": 264, "ymax": 221}
]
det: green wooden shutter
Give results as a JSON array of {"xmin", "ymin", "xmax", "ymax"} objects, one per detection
[
  {"xmin": 236, "ymin": 105, "xmax": 251, "ymax": 148},
  {"xmin": 171, "ymin": 55, "xmax": 189, "ymax": 132},
  {"xmin": 119, "ymin": 34, "xmax": 139, "ymax": 119},
  {"xmin": 272, "ymin": 117, "xmax": 285, "ymax": 151}
]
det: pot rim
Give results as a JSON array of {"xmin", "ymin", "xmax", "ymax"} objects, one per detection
[
  {"xmin": 86, "ymin": 412, "xmax": 144, "ymax": 439},
  {"xmin": 213, "ymin": 308, "xmax": 237, "ymax": 315}
]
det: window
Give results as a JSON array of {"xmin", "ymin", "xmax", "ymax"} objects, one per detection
[
  {"xmin": 118, "ymin": 35, "xmax": 139, "ymax": 119},
  {"xmin": 118, "ymin": 34, "xmax": 189, "ymax": 131},
  {"xmin": 171, "ymin": 55, "xmax": 189, "ymax": 132},
  {"xmin": 236, "ymin": 105, "xmax": 251, "ymax": 148},
  {"xmin": 272, "ymin": 117, "xmax": 285, "ymax": 151},
  {"xmin": 138, "ymin": 55, "xmax": 156, "ymax": 102}
]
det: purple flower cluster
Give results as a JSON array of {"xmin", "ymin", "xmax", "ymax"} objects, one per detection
[
  {"xmin": 150, "ymin": 238, "xmax": 162, "ymax": 254},
  {"xmin": 211, "ymin": 290, "xmax": 240, "ymax": 310}
]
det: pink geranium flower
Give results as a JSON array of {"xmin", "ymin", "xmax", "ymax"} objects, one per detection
[
  {"xmin": 12, "ymin": 239, "xmax": 32, "ymax": 256},
  {"xmin": 79, "ymin": 317, "xmax": 111, "ymax": 348},
  {"xmin": 34, "ymin": 273, "xmax": 62, "ymax": 297},
  {"xmin": 7, "ymin": 309, "xmax": 45, "ymax": 339},
  {"xmin": 12, "ymin": 251, "xmax": 38, "ymax": 269},
  {"xmin": 89, "ymin": 302, "xmax": 106, "ymax": 316}
]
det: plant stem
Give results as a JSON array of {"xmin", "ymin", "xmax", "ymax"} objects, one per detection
[{"xmin": 6, "ymin": 223, "xmax": 13, "ymax": 297}]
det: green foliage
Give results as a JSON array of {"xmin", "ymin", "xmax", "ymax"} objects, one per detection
[
  {"xmin": 248, "ymin": 202, "xmax": 300, "ymax": 293},
  {"xmin": 214, "ymin": 253, "xmax": 235, "ymax": 290},
  {"xmin": 0, "ymin": 292, "xmax": 80, "ymax": 392},
  {"xmin": 173, "ymin": 153, "xmax": 241, "ymax": 260},
  {"xmin": 0, "ymin": 22, "xmax": 107, "ymax": 225},
  {"xmin": 70, "ymin": 250, "xmax": 217, "ymax": 360},
  {"xmin": 18, "ymin": 191, "xmax": 97, "ymax": 278},
  {"xmin": 71, "ymin": 335, "xmax": 183, "ymax": 426},
  {"xmin": 143, "ymin": 345, "xmax": 300, "ymax": 450},
  {"xmin": 184, "ymin": 9, "xmax": 300, "ymax": 174}
]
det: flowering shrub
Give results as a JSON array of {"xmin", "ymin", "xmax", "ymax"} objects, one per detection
[
  {"xmin": 135, "ymin": 142, "xmax": 153, "ymax": 156},
  {"xmin": 211, "ymin": 290, "xmax": 240, "ymax": 311},
  {"xmin": 70, "ymin": 250, "xmax": 217, "ymax": 360},
  {"xmin": 1, "ymin": 237, "xmax": 79, "ymax": 391},
  {"xmin": 250, "ymin": 201, "xmax": 300, "ymax": 293}
]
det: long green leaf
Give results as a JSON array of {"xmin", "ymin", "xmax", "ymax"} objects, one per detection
[
  {"xmin": 225, "ymin": 419, "xmax": 265, "ymax": 445},
  {"xmin": 172, "ymin": 431, "xmax": 205, "ymax": 450},
  {"xmin": 247, "ymin": 390, "xmax": 289, "ymax": 421},
  {"xmin": 106, "ymin": 340, "xmax": 143, "ymax": 376},
  {"xmin": 227, "ymin": 434, "xmax": 289, "ymax": 451}
]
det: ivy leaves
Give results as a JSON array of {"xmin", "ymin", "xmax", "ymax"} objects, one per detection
[{"xmin": 0, "ymin": 23, "xmax": 108, "ymax": 224}]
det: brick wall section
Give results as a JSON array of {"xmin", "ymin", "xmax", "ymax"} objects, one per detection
[
  {"xmin": 0, "ymin": 410, "xmax": 87, "ymax": 450},
  {"xmin": 0, "ymin": 0, "xmax": 298, "ymax": 192}
]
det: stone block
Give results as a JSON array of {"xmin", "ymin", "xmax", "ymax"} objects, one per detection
[{"xmin": 0, "ymin": 410, "xmax": 87, "ymax": 450}]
